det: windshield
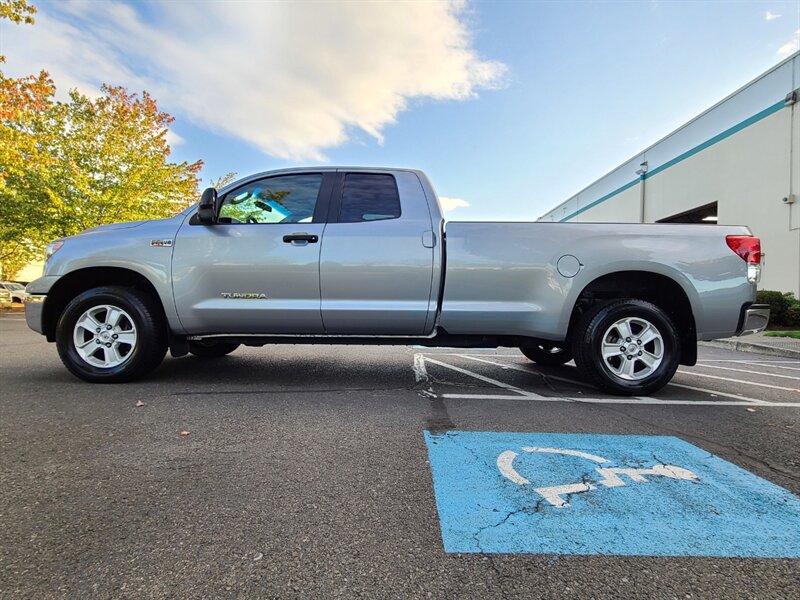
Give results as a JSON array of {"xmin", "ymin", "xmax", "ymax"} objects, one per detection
[{"xmin": 3, "ymin": 283, "xmax": 24, "ymax": 290}]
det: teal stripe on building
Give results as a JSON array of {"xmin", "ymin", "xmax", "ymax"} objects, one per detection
[{"xmin": 560, "ymin": 99, "xmax": 789, "ymax": 222}]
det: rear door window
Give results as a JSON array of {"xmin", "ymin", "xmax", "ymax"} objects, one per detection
[{"xmin": 339, "ymin": 174, "xmax": 401, "ymax": 223}]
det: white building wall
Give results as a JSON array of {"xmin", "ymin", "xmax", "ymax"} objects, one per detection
[
  {"xmin": 646, "ymin": 109, "xmax": 798, "ymax": 293},
  {"xmin": 575, "ymin": 184, "xmax": 640, "ymax": 223},
  {"xmin": 791, "ymin": 97, "xmax": 800, "ymax": 233},
  {"xmin": 539, "ymin": 51, "xmax": 800, "ymax": 296}
]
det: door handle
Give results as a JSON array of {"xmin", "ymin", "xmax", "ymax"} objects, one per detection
[{"xmin": 283, "ymin": 233, "xmax": 318, "ymax": 244}]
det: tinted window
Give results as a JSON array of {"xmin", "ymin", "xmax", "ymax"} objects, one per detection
[
  {"xmin": 218, "ymin": 174, "xmax": 323, "ymax": 224},
  {"xmin": 339, "ymin": 174, "xmax": 401, "ymax": 223}
]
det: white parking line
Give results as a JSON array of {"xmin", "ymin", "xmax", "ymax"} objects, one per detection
[
  {"xmin": 443, "ymin": 393, "xmax": 564, "ymax": 401},
  {"xmin": 422, "ymin": 354, "xmax": 800, "ymax": 407},
  {"xmin": 746, "ymin": 362, "xmax": 800, "ymax": 372},
  {"xmin": 697, "ymin": 359, "xmax": 800, "ymax": 364},
  {"xmin": 691, "ymin": 363, "xmax": 800, "ymax": 381},
  {"xmin": 439, "ymin": 392, "xmax": 800, "ymax": 406},
  {"xmin": 455, "ymin": 353, "xmax": 770, "ymax": 404},
  {"xmin": 697, "ymin": 359, "xmax": 800, "ymax": 372},
  {"xmin": 665, "ymin": 382, "xmax": 769, "ymax": 404},
  {"xmin": 676, "ymin": 370, "xmax": 800, "ymax": 393},
  {"xmin": 422, "ymin": 352, "xmax": 522, "ymax": 357},
  {"xmin": 457, "ymin": 354, "xmax": 592, "ymax": 388},
  {"xmin": 422, "ymin": 356, "xmax": 546, "ymax": 399}
]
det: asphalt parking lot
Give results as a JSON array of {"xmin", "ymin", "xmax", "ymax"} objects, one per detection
[{"xmin": 1, "ymin": 314, "xmax": 799, "ymax": 599}]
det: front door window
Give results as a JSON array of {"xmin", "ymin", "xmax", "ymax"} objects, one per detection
[{"xmin": 218, "ymin": 174, "xmax": 323, "ymax": 225}]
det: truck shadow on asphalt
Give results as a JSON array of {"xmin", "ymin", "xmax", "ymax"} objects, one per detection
[
  {"xmin": 149, "ymin": 350, "xmax": 595, "ymax": 400},
  {"xmin": 148, "ymin": 350, "xmax": 432, "ymax": 392}
]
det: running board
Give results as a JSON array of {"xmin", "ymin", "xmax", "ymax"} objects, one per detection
[{"xmin": 182, "ymin": 328, "xmax": 549, "ymax": 349}]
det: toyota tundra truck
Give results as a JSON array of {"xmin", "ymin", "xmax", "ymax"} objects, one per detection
[{"xmin": 24, "ymin": 167, "xmax": 769, "ymax": 395}]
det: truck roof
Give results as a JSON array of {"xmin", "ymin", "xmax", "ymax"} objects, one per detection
[
  {"xmin": 232, "ymin": 166, "xmax": 424, "ymax": 178},
  {"xmin": 214, "ymin": 166, "xmax": 430, "ymax": 198}
]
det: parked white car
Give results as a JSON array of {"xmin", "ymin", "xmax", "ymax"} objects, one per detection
[{"xmin": 0, "ymin": 282, "xmax": 27, "ymax": 304}]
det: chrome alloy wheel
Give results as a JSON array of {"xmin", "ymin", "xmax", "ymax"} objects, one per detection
[
  {"xmin": 72, "ymin": 304, "xmax": 137, "ymax": 368},
  {"xmin": 600, "ymin": 316, "xmax": 663, "ymax": 381}
]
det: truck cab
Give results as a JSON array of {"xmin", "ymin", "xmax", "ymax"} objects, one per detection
[{"xmin": 172, "ymin": 168, "xmax": 442, "ymax": 336}]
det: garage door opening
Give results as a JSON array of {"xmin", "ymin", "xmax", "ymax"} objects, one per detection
[{"xmin": 657, "ymin": 202, "xmax": 718, "ymax": 224}]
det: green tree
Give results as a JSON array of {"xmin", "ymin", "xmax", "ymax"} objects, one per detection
[
  {"xmin": 209, "ymin": 172, "xmax": 238, "ymax": 189},
  {"xmin": 0, "ymin": 0, "xmax": 45, "ymax": 277},
  {"xmin": 1, "ymin": 81, "xmax": 203, "ymax": 256},
  {"xmin": 31, "ymin": 86, "xmax": 203, "ymax": 239},
  {"xmin": 0, "ymin": 240, "xmax": 34, "ymax": 279},
  {"xmin": 1, "ymin": 1, "xmax": 203, "ymax": 274},
  {"xmin": 0, "ymin": 64, "xmax": 55, "ymax": 274},
  {"xmin": 0, "ymin": 0, "xmax": 36, "ymax": 26}
]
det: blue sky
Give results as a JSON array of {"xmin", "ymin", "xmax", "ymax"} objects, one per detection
[{"xmin": 2, "ymin": 0, "xmax": 799, "ymax": 220}]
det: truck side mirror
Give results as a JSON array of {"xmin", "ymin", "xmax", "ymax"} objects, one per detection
[{"xmin": 197, "ymin": 187, "xmax": 218, "ymax": 225}]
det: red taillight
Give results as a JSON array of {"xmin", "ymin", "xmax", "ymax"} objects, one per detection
[{"xmin": 726, "ymin": 235, "xmax": 761, "ymax": 264}]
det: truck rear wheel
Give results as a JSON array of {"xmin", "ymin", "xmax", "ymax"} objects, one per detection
[
  {"xmin": 56, "ymin": 286, "xmax": 167, "ymax": 383},
  {"xmin": 571, "ymin": 298, "xmax": 680, "ymax": 396},
  {"xmin": 519, "ymin": 343, "xmax": 572, "ymax": 366}
]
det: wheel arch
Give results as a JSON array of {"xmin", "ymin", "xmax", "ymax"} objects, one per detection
[
  {"xmin": 567, "ymin": 270, "xmax": 697, "ymax": 366},
  {"xmin": 43, "ymin": 267, "xmax": 170, "ymax": 342}
]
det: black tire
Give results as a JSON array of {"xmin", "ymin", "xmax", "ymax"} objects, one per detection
[
  {"xmin": 56, "ymin": 286, "xmax": 167, "ymax": 383},
  {"xmin": 520, "ymin": 343, "xmax": 572, "ymax": 366},
  {"xmin": 189, "ymin": 341, "xmax": 240, "ymax": 358},
  {"xmin": 571, "ymin": 298, "xmax": 680, "ymax": 396}
]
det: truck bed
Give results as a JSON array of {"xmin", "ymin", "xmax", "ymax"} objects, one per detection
[{"xmin": 440, "ymin": 221, "xmax": 753, "ymax": 341}]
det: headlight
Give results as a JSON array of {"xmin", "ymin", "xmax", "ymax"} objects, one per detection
[{"xmin": 45, "ymin": 240, "xmax": 64, "ymax": 261}]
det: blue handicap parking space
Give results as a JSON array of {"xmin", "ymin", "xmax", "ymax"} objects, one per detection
[{"xmin": 424, "ymin": 431, "xmax": 800, "ymax": 557}]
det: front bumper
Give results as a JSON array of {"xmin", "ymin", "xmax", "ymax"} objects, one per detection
[
  {"xmin": 737, "ymin": 304, "xmax": 770, "ymax": 336},
  {"xmin": 24, "ymin": 294, "xmax": 46, "ymax": 335}
]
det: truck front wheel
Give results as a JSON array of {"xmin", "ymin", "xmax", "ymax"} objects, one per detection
[
  {"xmin": 56, "ymin": 286, "xmax": 167, "ymax": 383},
  {"xmin": 571, "ymin": 299, "xmax": 680, "ymax": 396}
]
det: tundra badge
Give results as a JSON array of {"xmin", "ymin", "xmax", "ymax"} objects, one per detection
[{"xmin": 221, "ymin": 292, "xmax": 267, "ymax": 299}]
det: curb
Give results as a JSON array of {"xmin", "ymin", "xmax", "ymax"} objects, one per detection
[{"xmin": 699, "ymin": 339, "xmax": 800, "ymax": 359}]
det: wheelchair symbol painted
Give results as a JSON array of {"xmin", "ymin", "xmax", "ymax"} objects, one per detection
[{"xmin": 497, "ymin": 447, "xmax": 699, "ymax": 508}]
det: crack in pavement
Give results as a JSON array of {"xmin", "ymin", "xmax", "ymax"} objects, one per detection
[
  {"xmin": 471, "ymin": 470, "xmax": 598, "ymax": 550},
  {"xmin": 589, "ymin": 403, "xmax": 800, "ymax": 484},
  {"xmin": 470, "ymin": 502, "xmax": 547, "ymax": 600},
  {"xmin": 537, "ymin": 373, "xmax": 560, "ymax": 394}
]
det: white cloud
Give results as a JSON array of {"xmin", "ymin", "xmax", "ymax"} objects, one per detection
[
  {"xmin": 2, "ymin": 1, "xmax": 506, "ymax": 161},
  {"xmin": 164, "ymin": 129, "xmax": 184, "ymax": 147},
  {"xmin": 439, "ymin": 196, "xmax": 470, "ymax": 211},
  {"xmin": 765, "ymin": 10, "xmax": 782, "ymax": 21},
  {"xmin": 777, "ymin": 38, "xmax": 799, "ymax": 56},
  {"xmin": 776, "ymin": 27, "xmax": 800, "ymax": 56}
]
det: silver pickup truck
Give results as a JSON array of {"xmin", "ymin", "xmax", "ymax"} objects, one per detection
[{"xmin": 25, "ymin": 167, "xmax": 769, "ymax": 395}]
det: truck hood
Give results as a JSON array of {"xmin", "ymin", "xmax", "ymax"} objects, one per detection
[{"xmin": 81, "ymin": 220, "xmax": 150, "ymax": 234}]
